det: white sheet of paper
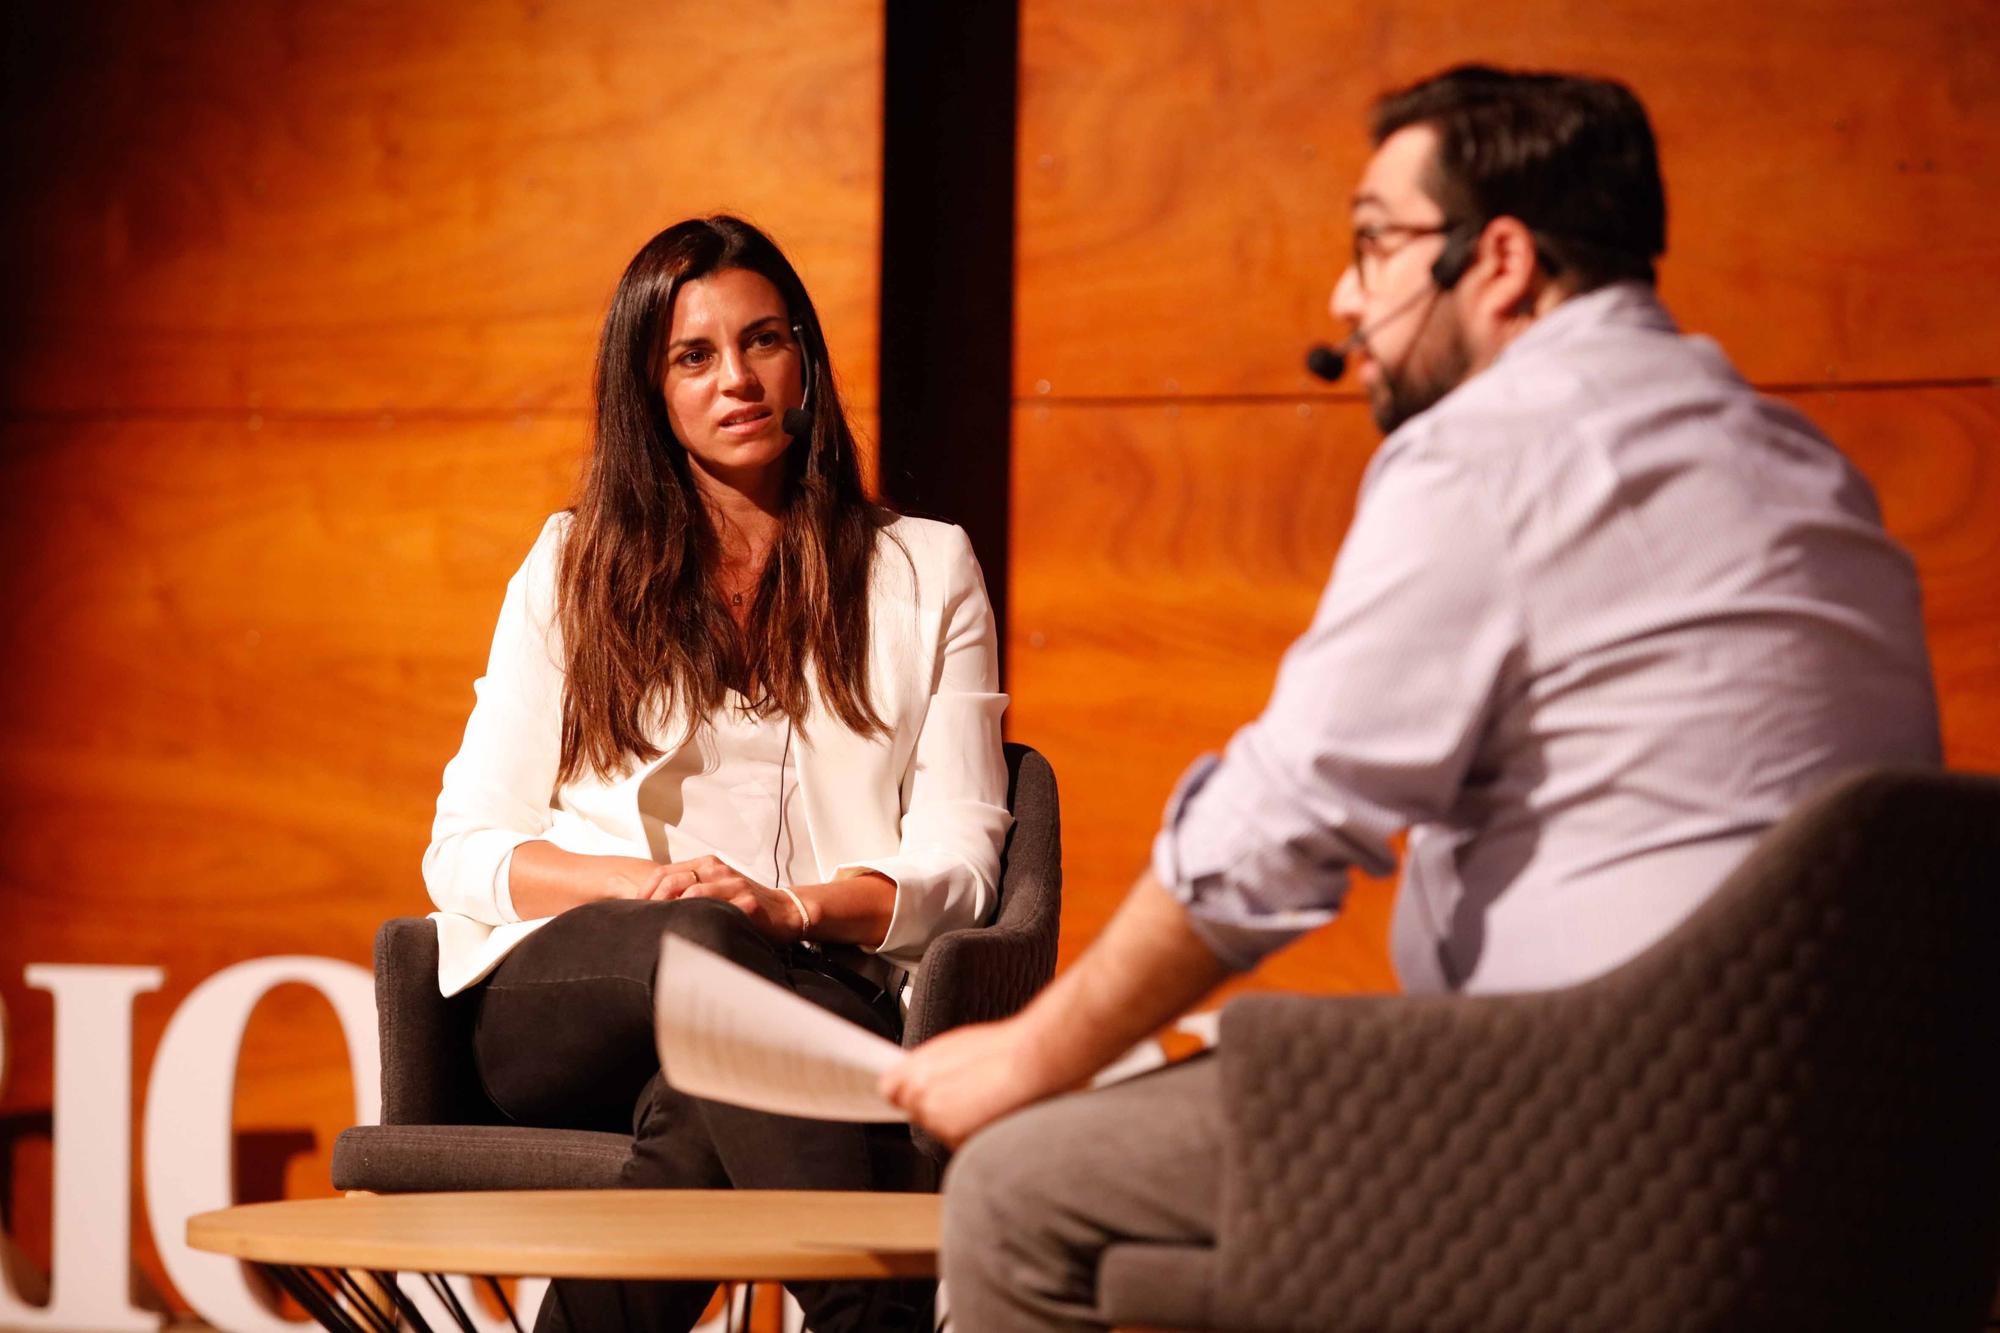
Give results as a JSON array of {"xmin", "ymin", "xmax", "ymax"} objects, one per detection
[{"xmin": 655, "ymin": 933, "xmax": 908, "ymax": 1122}]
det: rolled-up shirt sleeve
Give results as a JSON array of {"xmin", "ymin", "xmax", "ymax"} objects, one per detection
[{"xmin": 1152, "ymin": 443, "xmax": 1524, "ymax": 970}]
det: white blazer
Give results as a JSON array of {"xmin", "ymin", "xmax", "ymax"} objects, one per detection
[{"xmin": 423, "ymin": 512, "xmax": 1012, "ymax": 996}]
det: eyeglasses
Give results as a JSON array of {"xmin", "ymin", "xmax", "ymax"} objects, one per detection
[{"xmin": 1350, "ymin": 221, "xmax": 1452, "ymax": 294}]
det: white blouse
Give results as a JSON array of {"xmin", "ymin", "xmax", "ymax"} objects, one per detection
[
  {"xmin": 635, "ymin": 697, "xmax": 819, "ymax": 893},
  {"xmin": 424, "ymin": 514, "xmax": 1012, "ymax": 997}
]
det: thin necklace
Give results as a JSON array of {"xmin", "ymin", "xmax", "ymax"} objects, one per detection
[{"xmin": 725, "ymin": 552, "xmax": 765, "ymax": 607}]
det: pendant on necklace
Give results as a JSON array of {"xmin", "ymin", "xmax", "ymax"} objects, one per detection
[{"xmin": 731, "ymin": 592, "xmax": 744, "ymax": 606}]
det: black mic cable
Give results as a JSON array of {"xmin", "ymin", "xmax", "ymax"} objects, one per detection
[
  {"xmin": 1305, "ymin": 225, "xmax": 1478, "ymax": 381},
  {"xmin": 1304, "ymin": 284, "xmax": 1443, "ymax": 382}
]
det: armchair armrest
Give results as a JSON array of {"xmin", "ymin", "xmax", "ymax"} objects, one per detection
[
  {"xmin": 374, "ymin": 917, "xmax": 497, "ymax": 1126},
  {"xmin": 904, "ymin": 742, "xmax": 1062, "ymax": 1049},
  {"xmin": 1212, "ymin": 988, "xmax": 1571, "ymax": 1329},
  {"xmin": 902, "ymin": 918, "xmax": 1058, "ymax": 1049}
]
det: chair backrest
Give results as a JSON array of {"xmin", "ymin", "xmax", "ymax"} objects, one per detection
[
  {"xmin": 1216, "ymin": 767, "xmax": 2000, "ymax": 1330},
  {"xmin": 374, "ymin": 740, "xmax": 1062, "ymax": 1128},
  {"xmin": 903, "ymin": 741, "xmax": 1063, "ymax": 1049}
]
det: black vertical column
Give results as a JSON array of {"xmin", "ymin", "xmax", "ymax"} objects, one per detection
[{"xmin": 878, "ymin": 1, "xmax": 1018, "ymax": 681}]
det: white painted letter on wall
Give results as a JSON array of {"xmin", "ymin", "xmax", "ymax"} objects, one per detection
[
  {"xmin": 0, "ymin": 966, "xmax": 166, "ymax": 1331},
  {"xmin": 141, "ymin": 957, "xmax": 376, "ymax": 1333}
]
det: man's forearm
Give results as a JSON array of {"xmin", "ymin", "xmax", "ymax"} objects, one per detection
[
  {"xmin": 882, "ymin": 866, "xmax": 1237, "ymax": 1145},
  {"xmin": 1016, "ymin": 869, "xmax": 1234, "ymax": 1090}
]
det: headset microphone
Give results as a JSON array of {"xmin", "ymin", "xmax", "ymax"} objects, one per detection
[
  {"xmin": 782, "ymin": 318, "xmax": 817, "ymax": 439},
  {"xmin": 1305, "ymin": 342, "xmax": 1349, "ymax": 382},
  {"xmin": 1303, "ymin": 224, "xmax": 1479, "ymax": 383}
]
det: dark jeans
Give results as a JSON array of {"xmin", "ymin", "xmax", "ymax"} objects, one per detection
[{"xmin": 471, "ymin": 897, "xmax": 932, "ymax": 1333}]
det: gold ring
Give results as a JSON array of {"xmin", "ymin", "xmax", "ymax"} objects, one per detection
[{"xmin": 690, "ymin": 866, "xmax": 700, "ymax": 883}]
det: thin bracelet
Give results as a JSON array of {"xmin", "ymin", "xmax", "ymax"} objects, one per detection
[{"xmin": 774, "ymin": 884, "xmax": 813, "ymax": 939}]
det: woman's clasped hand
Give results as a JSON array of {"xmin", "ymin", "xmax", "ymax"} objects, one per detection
[{"xmin": 603, "ymin": 854, "xmax": 810, "ymax": 941}]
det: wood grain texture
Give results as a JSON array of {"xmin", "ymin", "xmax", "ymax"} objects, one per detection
[
  {"xmin": 1792, "ymin": 386, "xmax": 2000, "ymax": 771},
  {"xmin": 1010, "ymin": 387, "xmax": 2000, "ymax": 992},
  {"xmin": 1015, "ymin": 0, "xmax": 2000, "ymax": 399},
  {"xmin": 188, "ymin": 1190, "xmax": 941, "ymax": 1278},
  {"xmin": 0, "ymin": 414, "xmax": 583, "ymax": 966},
  {"xmin": 0, "ymin": 412, "xmax": 587, "ymax": 1293},
  {"xmin": 0, "ymin": 1, "xmax": 885, "ymax": 1312},
  {"xmin": 0, "ymin": 0, "xmax": 885, "ymax": 421},
  {"xmin": 1008, "ymin": 396, "xmax": 1394, "ymax": 987}
]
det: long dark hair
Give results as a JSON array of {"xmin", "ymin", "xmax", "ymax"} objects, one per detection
[{"xmin": 557, "ymin": 215, "xmax": 891, "ymax": 783}]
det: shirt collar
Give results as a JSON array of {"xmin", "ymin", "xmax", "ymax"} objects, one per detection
[{"xmin": 1491, "ymin": 280, "xmax": 1677, "ymax": 372}]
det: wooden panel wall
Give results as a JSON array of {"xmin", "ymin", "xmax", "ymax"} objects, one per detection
[
  {"xmin": 1011, "ymin": 1, "xmax": 2000, "ymax": 995},
  {"xmin": 0, "ymin": 0, "xmax": 883, "ymax": 1314}
]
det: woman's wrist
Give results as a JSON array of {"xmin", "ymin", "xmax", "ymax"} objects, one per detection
[
  {"xmin": 773, "ymin": 884, "xmax": 815, "ymax": 941},
  {"xmin": 791, "ymin": 873, "xmax": 897, "ymax": 949}
]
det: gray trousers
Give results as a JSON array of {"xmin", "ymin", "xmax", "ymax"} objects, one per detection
[{"xmin": 940, "ymin": 1056, "xmax": 1222, "ymax": 1331}]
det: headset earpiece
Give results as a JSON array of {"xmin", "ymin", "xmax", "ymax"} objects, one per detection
[
  {"xmin": 1430, "ymin": 224, "xmax": 1479, "ymax": 291},
  {"xmin": 781, "ymin": 317, "xmax": 819, "ymax": 445}
]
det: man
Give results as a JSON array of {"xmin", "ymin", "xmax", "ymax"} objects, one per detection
[{"xmin": 882, "ymin": 66, "xmax": 1940, "ymax": 1330}]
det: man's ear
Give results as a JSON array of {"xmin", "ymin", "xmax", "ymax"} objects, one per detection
[{"xmin": 1466, "ymin": 216, "xmax": 1542, "ymax": 324}]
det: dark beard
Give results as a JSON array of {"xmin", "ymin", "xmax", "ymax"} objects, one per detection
[{"xmin": 1368, "ymin": 317, "xmax": 1473, "ymax": 434}]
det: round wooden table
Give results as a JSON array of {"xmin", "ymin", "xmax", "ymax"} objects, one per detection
[{"xmin": 188, "ymin": 1189, "xmax": 941, "ymax": 1331}]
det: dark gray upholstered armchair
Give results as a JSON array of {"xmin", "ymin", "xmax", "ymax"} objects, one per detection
[
  {"xmin": 331, "ymin": 742, "xmax": 1059, "ymax": 1192},
  {"xmin": 1098, "ymin": 768, "xmax": 2000, "ymax": 1331}
]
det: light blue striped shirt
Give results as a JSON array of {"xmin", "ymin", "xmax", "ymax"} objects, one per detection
[{"xmin": 1153, "ymin": 283, "xmax": 1940, "ymax": 993}]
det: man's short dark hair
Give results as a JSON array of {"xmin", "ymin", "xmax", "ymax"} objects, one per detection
[{"xmin": 1371, "ymin": 65, "xmax": 1667, "ymax": 291}]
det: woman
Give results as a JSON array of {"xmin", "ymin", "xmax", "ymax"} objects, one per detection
[{"xmin": 422, "ymin": 216, "xmax": 1010, "ymax": 1332}]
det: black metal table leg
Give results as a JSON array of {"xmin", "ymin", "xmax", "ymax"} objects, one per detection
[{"xmin": 254, "ymin": 1264, "xmax": 525, "ymax": 1333}]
